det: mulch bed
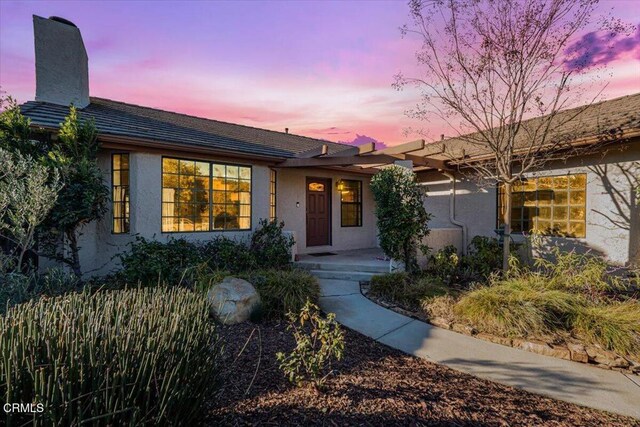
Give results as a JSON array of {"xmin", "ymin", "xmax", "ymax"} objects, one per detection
[{"xmin": 204, "ymin": 321, "xmax": 637, "ymax": 426}]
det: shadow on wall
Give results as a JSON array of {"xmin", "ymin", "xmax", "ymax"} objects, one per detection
[{"xmin": 589, "ymin": 162, "xmax": 640, "ymax": 267}]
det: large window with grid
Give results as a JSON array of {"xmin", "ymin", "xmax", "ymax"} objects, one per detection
[
  {"xmin": 269, "ymin": 169, "xmax": 277, "ymax": 221},
  {"xmin": 112, "ymin": 153, "xmax": 130, "ymax": 233},
  {"xmin": 339, "ymin": 179, "xmax": 362, "ymax": 227},
  {"xmin": 162, "ymin": 157, "xmax": 251, "ymax": 232},
  {"xmin": 497, "ymin": 174, "xmax": 586, "ymax": 238}
]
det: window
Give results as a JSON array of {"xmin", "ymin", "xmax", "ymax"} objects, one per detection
[
  {"xmin": 497, "ymin": 174, "xmax": 586, "ymax": 238},
  {"xmin": 162, "ymin": 157, "xmax": 251, "ymax": 232},
  {"xmin": 112, "ymin": 153, "xmax": 130, "ymax": 233},
  {"xmin": 339, "ymin": 179, "xmax": 362, "ymax": 227},
  {"xmin": 270, "ymin": 169, "xmax": 277, "ymax": 221}
]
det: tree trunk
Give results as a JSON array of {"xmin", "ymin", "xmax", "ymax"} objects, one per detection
[
  {"xmin": 502, "ymin": 182, "xmax": 512, "ymax": 272},
  {"xmin": 66, "ymin": 230, "xmax": 82, "ymax": 279}
]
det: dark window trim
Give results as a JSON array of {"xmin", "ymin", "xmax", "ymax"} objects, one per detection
[
  {"xmin": 270, "ymin": 168, "xmax": 277, "ymax": 221},
  {"xmin": 111, "ymin": 152, "xmax": 130, "ymax": 234},
  {"xmin": 340, "ymin": 179, "xmax": 363, "ymax": 228},
  {"xmin": 496, "ymin": 173, "xmax": 587, "ymax": 239},
  {"xmin": 161, "ymin": 156, "xmax": 253, "ymax": 233}
]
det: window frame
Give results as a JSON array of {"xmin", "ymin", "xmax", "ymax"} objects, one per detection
[
  {"xmin": 161, "ymin": 156, "xmax": 252, "ymax": 233},
  {"xmin": 496, "ymin": 173, "xmax": 587, "ymax": 238},
  {"xmin": 339, "ymin": 179, "xmax": 363, "ymax": 228},
  {"xmin": 269, "ymin": 169, "xmax": 277, "ymax": 221},
  {"xmin": 111, "ymin": 153, "xmax": 130, "ymax": 234}
]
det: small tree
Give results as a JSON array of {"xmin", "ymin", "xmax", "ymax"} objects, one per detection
[
  {"xmin": 0, "ymin": 149, "xmax": 60, "ymax": 272},
  {"xmin": 396, "ymin": 0, "xmax": 627, "ymax": 271},
  {"xmin": 39, "ymin": 107, "xmax": 109, "ymax": 278},
  {"xmin": 370, "ymin": 165, "xmax": 431, "ymax": 273}
]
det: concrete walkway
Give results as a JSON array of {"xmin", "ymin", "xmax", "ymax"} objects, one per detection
[{"xmin": 318, "ymin": 278, "xmax": 640, "ymax": 419}]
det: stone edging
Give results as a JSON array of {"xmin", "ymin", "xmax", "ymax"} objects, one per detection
[{"xmin": 359, "ymin": 282, "xmax": 640, "ymax": 375}]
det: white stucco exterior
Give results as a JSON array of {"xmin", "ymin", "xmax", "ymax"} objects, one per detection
[{"xmin": 418, "ymin": 141, "xmax": 640, "ymax": 266}]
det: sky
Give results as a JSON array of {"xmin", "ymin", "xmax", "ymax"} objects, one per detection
[{"xmin": 1, "ymin": 1, "xmax": 639, "ymax": 147}]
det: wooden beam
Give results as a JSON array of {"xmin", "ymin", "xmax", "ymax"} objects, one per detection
[
  {"xmin": 374, "ymin": 139, "xmax": 425, "ymax": 155},
  {"xmin": 358, "ymin": 142, "xmax": 376, "ymax": 154},
  {"xmin": 297, "ymin": 144, "xmax": 328, "ymax": 158},
  {"xmin": 278, "ymin": 153, "xmax": 401, "ymax": 167}
]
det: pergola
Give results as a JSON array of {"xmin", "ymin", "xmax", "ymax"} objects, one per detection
[{"xmin": 275, "ymin": 139, "xmax": 452, "ymax": 173}]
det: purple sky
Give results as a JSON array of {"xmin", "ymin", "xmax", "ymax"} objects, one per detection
[{"xmin": 1, "ymin": 1, "xmax": 639, "ymax": 146}]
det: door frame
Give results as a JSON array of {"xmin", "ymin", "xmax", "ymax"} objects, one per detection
[{"xmin": 305, "ymin": 176, "xmax": 332, "ymax": 247}]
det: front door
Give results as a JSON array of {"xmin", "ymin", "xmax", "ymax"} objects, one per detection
[{"xmin": 306, "ymin": 177, "xmax": 331, "ymax": 247}]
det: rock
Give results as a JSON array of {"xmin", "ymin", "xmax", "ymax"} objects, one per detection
[
  {"xmin": 517, "ymin": 339, "xmax": 571, "ymax": 360},
  {"xmin": 452, "ymin": 323, "xmax": 476, "ymax": 335},
  {"xmin": 476, "ymin": 333, "xmax": 513, "ymax": 347},
  {"xmin": 208, "ymin": 277, "xmax": 261, "ymax": 324},
  {"xmin": 430, "ymin": 317, "xmax": 452, "ymax": 330},
  {"xmin": 585, "ymin": 346, "xmax": 631, "ymax": 369},
  {"xmin": 567, "ymin": 342, "xmax": 589, "ymax": 363}
]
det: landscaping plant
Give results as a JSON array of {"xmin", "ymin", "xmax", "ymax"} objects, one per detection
[
  {"xmin": 250, "ymin": 218, "xmax": 295, "ymax": 269},
  {"xmin": 276, "ymin": 301, "xmax": 344, "ymax": 387},
  {"xmin": 369, "ymin": 272, "xmax": 452, "ymax": 309},
  {"xmin": 370, "ymin": 165, "xmax": 431, "ymax": 273},
  {"xmin": 242, "ymin": 269, "xmax": 320, "ymax": 319},
  {"xmin": 0, "ymin": 287, "xmax": 221, "ymax": 426}
]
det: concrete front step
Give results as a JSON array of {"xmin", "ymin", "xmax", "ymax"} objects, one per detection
[
  {"xmin": 296, "ymin": 261, "xmax": 389, "ymax": 274},
  {"xmin": 309, "ymin": 269, "xmax": 378, "ymax": 281}
]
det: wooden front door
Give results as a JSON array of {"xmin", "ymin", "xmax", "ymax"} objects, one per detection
[{"xmin": 306, "ymin": 178, "xmax": 331, "ymax": 247}]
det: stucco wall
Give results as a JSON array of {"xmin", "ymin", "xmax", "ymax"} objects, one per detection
[
  {"xmin": 275, "ymin": 168, "xmax": 378, "ymax": 255},
  {"xmin": 418, "ymin": 141, "xmax": 640, "ymax": 265},
  {"xmin": 72, "ymin": 151, "xmax": 379, "ymax": 276}
]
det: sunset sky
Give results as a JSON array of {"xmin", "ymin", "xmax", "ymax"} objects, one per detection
[{"xmin": 1, "ymin": 0, "xmax": 639, "ymax": 147}]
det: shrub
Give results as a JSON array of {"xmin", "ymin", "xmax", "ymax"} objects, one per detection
[
  {"xmin": 422, "ymin": 294, "xmax": 458, "ymax": 321},
  {"xmin": 573, "ymin": 301, "xmax": 640, "ymax": 358},
  {"xmin": 0, "ymin": 287, "xmax": 221, "ymax": 425},
  {"xmin": 201, "ymin": 235, "xmax": 256, "ymax": 273},
  {"xmin": 276, "ymin": 301, "xmax": 344, "ymax": 387},
  {"xmin": 454, "ymin": 278, "xmax": 583, "ymax": 336},
  {"xmin": 250, "ymin": 219, "xmax": 295, "ymax": 269},
  {"xmin": 117, "ymin": 236, "xmax": 203, "ymax": 286},
  {"xmin": 461, "ymin": 236, "xmax": 503, "ymax": 279},
  {"xmin": 369, "ymin": 272, "xmax": 451, "ymax": 308},
  {"xmin": 370, "ymin": 165, "xmax": 431, "ymax": 273},
  {"xmin": 0, "ymin": 268, "xmax": 81, "ymax": 313},
  {"xmin": 241, "ymin": 269, "xmax": 320, "ymax": 319},
  {"xmin": 429, "ymin": 245, "xmax": 459, "ymax": 283}
]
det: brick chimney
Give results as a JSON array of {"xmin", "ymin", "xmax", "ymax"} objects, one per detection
[{"xmin": 33, "ymin": 15, "xmax": 90, "ymax": 108}]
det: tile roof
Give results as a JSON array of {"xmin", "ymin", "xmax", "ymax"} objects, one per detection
[
  {"xmin": 20, "ymin": 97, "xmax": 354, "ymax": 159},
  {"xmin": 417, "ymin": 92, "xmax": 640, "ymax": 161}
]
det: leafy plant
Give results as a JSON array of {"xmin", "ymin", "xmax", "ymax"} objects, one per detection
[
  {"xmin": 250, "ymin": 219, "xmax": 295, "ymax": 269},
  {"xmin": 241, "ymin": 269, "xmax": 320, "ymax": 319},
  {"xmin": 0, "ymin": 268, "xmax": 81, "ymax": 313},
  {"xmin": 0, "ymin": 148, "xmax": 60, "ymax": 272},
  {"xmin": 117, "ymin": 236, "xmax": 203, "ymax": 286},
  {"xmin": 370, "ymin": 165, "xmax": 431, "ymax": 273},
  {"xmin": 37, "ymin": 107, "xmax": 110, "ymax": 278},
  {"xmin": 0, "ymin": 287, "xmax": 221, "ymax": 425},
  {"xmin": 429, "ymin": 245, "xmax": 459, "ymax": 284},
  {"xmin": 369, "ymin": 272, "xmax": 452, "ymax": 308},
  {"xmin": 276, "ymin": 301, "xmax": 344, "ymax": 387},
  {"xmin": 201, "ymin": 235, "xmax": 256, "ymax": 273}
]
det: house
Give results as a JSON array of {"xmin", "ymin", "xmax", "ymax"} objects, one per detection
[{"xmin": 19, "ymin": 16, "xmax": 640, "ymax": 276}]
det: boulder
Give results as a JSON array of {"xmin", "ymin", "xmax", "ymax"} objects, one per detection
[
  {"xmin": 567, "ymin": 342, "xmax": 589, "ymax": 363},
  {"xmin": 208, "ymin": 277, "xmax": 261, "ymax": 324}
]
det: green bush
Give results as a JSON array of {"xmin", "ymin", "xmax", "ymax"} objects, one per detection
[
  {"xmin": 241, "ymin": 269, "xmax": 320, "ymax": 319},
  {"xmin": 117, "ymin": 236, "xmax": 203, "ymax": 286},
  {"xmin": 573, "ymin": 301, "xmax": 640, "ymax": 358},
  {"xmin": 429, "ymin": 245, "xmax": 459, "ymax": 283},
  {"xmin": 201, "ymin": 235, "xmax": 256, "ymax": 272},
  {"xmin": 0, "ymin": 268, "xmax": 81, "ymax": 313},
  {"xmin": 250, "ymin": 219, "xmax": 295, "ymax": 269},
  {"xmin": 369, "ymin": 272, "xmax": 451, "ymax": 308},
  {"xmin": 0, "ymin": 287, "xmax": 221, "ymax": 425},
  {"xmin": 276, "ymin": 301, "xmax": 344, "ymax": 387}
]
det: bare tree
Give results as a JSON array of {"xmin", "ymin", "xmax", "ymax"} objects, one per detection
[{"xmin": 395, "ymin": 0, "xmax": 630, "ymax": 270}]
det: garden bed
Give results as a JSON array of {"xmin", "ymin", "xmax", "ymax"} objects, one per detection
[
  {"xmin": 362, "ymin": 282, "xmax": 640, "ymax": 375},
  {"xmin": 205, "ymin": 321, "xmax": 634, "ymax": 426}
]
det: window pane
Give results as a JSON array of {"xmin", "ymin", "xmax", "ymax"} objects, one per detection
[
  {"xmin": 163, "ymin": 158, "xmax": 179, "ymax": 173},
  {"xmin": 239, "ymin": 167, "xmax": 251, "ymax": 180},
  {"xmin": 112, "ymin": 153, "xmax": 130, "ymax": 234},
  {"xmin": 340, "ymin": 180, "xmax": 362, "ymax": 227},
  {"xmin": 497, "ymin": 173, "xmax": 586, "ymax": 238}
]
